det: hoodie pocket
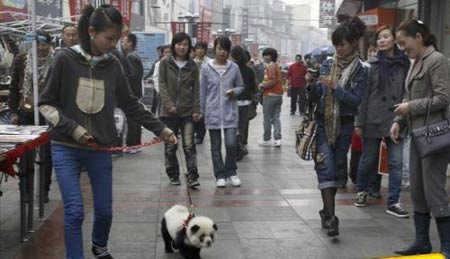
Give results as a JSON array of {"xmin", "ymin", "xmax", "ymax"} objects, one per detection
[{"xmin": 76, "ymin": 77, "xmax": 105, "ymax": 114}]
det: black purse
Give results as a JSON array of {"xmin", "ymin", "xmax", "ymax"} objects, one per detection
[{"xmin": 411, "ymin": 97, "xmax": 450, "ymax": 158}]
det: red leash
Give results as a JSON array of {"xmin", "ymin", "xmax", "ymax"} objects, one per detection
[{"xmin": 87, "ymin": 137, "xmax": 162, "ymax": 152}]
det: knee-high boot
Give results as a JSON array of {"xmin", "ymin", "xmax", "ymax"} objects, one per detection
[
  {"xmin": 436, "ymin": 216, "xmax": 450, "ymax": 259},
  {"xmin": 395, "ymin": 212, "xmax": 432, "ymax": 255}
]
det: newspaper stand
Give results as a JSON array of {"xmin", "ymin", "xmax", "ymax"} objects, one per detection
[{"xmin": 0, "ymin": 125, "xmax": 48, "ymax": 241}]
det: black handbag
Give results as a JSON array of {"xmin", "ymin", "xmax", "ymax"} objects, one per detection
[{"xmin": 411, "ymin": 97, "xmax": 450, "ymax": 158}]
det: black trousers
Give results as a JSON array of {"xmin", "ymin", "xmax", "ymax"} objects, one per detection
[
  {"xmin": 126, "ymin": 119, "xmax": 142, "ymax": 146},
  {"xmin": 238, "ymin": 105, "xmax": 250, "ymax": 145},
  {"xmin": 290, "ymin": 87, "xmax": 307, "ymax": 114}
]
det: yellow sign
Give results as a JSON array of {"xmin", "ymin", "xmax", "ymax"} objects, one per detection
[{"xmin": 380, "ymin": 253, "xmax": 445, "ymax": 259}]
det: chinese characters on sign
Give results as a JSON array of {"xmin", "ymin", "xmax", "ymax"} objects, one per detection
[
  {"xmin": 319, "ymin": 0, "xmax": 335, "ymax": 28},
  {"xmin": 110, "ymin": 0, "xmax": 132, "ymax": 33},
  {"xmin": 196, "ymin": 22, "xmax": 212, "ymax": 43}
]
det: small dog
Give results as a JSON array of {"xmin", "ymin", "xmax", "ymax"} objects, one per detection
[{"xmin": 161, "ymin": 205, "xmax": 217, "ymax": 259}]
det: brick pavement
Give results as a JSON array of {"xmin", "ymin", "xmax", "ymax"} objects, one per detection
[{"xmin": 1, "ymin": 97, "xmax": 448, "ymax": 259}]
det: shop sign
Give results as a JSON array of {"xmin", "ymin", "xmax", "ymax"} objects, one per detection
[
  {"xmin": 359, "ymin": 15, "xmax": 378, "ymax": 26},
  {"xmin": 319, "ymin": 0, "xmax": 335, "ymax": 28}
]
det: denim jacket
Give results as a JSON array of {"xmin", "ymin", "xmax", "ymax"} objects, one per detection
[
  {"xmin": 311, "ymin": 58, "xmax": 368, "ymax": 117},
  {"xmin": 200, "ymin": 60, "xmax": 244, "ymax": 129}
]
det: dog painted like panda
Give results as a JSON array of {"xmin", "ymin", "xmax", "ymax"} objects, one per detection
[{"xmin": 161, "ymin": 205, "xmax": 217, "ymax": 259}]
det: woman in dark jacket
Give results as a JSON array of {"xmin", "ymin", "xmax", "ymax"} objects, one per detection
[
  {"xmin": 353, "ymin": 25, "xmax": 410, "ymax": 218},
  {"xmin": 158, "ymin": 32, "xmax": 201, "ymax": 187},
  {"xmin": 310, "ymin": 17, "xmax": 367, "ymax": 237},
  {"xmin": 230, "ymin": 46, "xmax": 256, "ymax": 160},
  {"xmin": 38, "ymin": 5, "xmax": 176, "ymax": 259},
  {"xmin": 392, "ymin": 20, "xmax": 450, "ymax": 258}
]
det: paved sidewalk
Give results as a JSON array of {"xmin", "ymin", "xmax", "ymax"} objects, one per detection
[{"xmin": 1, "ymin": 97, "xmax": 448, "ymax": 259}]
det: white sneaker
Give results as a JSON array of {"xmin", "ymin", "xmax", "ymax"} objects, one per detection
[
  {"xmin": 125, "ymin": 148, "xmax": 142, "ymax": 154},
  {"xmin": 272, "ymin": 139, "xmax": 281, "ymax": 147},
  {"xmin": 229, "ymin": 176, "xmax": 241, "ymax": 187},
  {"xmin": 216, "ymin": 179, "xmax": 226, "ymax": 188},
  {"xmin": 258, "ymin": 140, "xmax": 272, "ymax": 146}
]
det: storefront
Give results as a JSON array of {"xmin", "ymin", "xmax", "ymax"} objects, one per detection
[{"xmin": 336, "ymin": 0, "xmax": 450, "ymax": 61}]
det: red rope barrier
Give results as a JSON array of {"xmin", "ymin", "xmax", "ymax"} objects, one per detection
[{"xmin": 0, "ymin": 132, "xmax": 50, "ymax": 177}]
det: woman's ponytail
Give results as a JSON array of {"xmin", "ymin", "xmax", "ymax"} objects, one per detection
[{"xmin": 77, "ymin": 5, "xmax": 95, "ymax": 53}]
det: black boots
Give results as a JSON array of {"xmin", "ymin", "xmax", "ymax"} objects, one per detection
[
  {"xmin": 319, "ymin": 209, "xmax": 330, "ymax": 229},
  {"xmin": 436, "ymin": 217, "xmax": 450, "ymax": 259},
  {"xmin": 92, "ymin": 243, "xmax": 114, "ymax": 259},
  {"xmin": 319, "ymin": 209, "xmax": 339, "ymax": 236},
  {"xmin": 327, "ymin": 216, "xmax": 339, "ymax": 237},
  {"xmin": 395, "ymin": 212, "xmax": 432, "ymax": 255}
]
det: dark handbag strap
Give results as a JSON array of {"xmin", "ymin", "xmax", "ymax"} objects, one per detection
[
  {"xmin": 423, "ymin": 92, "xmax": 448, "ymax": 136},
  {"xmin": 424, "ymin": 97, "xmax": 432, "ymax": 134}
]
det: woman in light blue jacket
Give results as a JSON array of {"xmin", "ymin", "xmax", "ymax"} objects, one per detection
[{"xmin": 200, "ymin": 36, "xmax": 244, "ymax": 188}]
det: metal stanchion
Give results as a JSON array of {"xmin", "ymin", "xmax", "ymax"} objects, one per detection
[
  {"xmin": 37, "ymin": 145, "xmax": 45, "ymax": 220},
  {"xmin": 18, "ymin": 155, "xmax": 28, "ymax": 242},
  {"xmin": 27, "ymin": 151, "xmax": 35, "ymax": 233}
]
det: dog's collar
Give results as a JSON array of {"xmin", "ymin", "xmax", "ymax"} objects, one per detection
[{"xmin": 182, "ymin": 212, "xmax": 195, "ymax": 230}]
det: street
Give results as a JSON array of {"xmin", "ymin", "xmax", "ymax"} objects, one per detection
[{"xmin": 0, "ymin": 97, "xmax": 446, "ymax": 259}]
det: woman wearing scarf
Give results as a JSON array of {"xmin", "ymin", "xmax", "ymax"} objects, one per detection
[
  {"xmin": 353, "ymin": 25, "xmax": 410, "ymax": 218},
  {"xmin": 310, "ymin": 17, "xmax": 367, "ymax": 237},
  {"xmin": 8, "ymin": 29, "xmax": 54, "ymax": 203}
]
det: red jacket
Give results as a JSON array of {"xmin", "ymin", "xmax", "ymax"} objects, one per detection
[{"xmin": 287, "ymin": 62, "xmax": 307, "ymax": 88}]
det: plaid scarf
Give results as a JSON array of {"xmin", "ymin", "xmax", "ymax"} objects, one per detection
[
  {"xmin": 22, "ymin": 52, "xmax": 54, "ymax": 108},
  {"xmin": 324, "ymin": 52, "xmax": 359, "ymax": 145}
]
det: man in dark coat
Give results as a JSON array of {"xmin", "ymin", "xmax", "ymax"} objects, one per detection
[{"xmin": 121, "ymin": 33, "xmax": 144, "ymax": 153}]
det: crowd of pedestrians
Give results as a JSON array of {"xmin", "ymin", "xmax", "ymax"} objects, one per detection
[{"xmin": 2, "ymin": 3, "xmax": 450, "ymax": 258}]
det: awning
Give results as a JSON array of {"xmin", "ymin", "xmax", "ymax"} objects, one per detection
[
  {"xmin": 0, "ymin": 11, "xmax": 76, "ymax": 40},
  {"xmin": 336, "ymin": 0, "xmax": 363, "ymax": 19}
]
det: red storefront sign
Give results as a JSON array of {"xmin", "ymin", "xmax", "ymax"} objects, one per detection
[
  {"xmin": 69, "ymin": 0, "xmax": 132, "ymax": 32},
  {"xmin": 195, "ymin": 22, "xmax": 212, "ymax": 43},
  {"xmin": 171, "ymin": 22, "xmax": 186, "ymax": 35},
  {"xmin": 110, "ymin": 0, "xmax": 132, "ymax": 33},
  {"xmin": 0, "ymin": 0, "xmax": 28, "ymax": 22},
  {"xmin": 69, "ymin": 0, "xmax": 86, "ymax": 22}
]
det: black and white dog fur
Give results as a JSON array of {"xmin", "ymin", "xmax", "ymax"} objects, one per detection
[{"xmin": 161, "ymin": 205, "xmax": 217, "ymax": 259}]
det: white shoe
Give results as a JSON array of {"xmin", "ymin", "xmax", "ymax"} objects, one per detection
[
  {"xmin": 272, "ymin": 139, "xmax": 281, "ymax": 147},
  {"xmin": 258, "ymin": 140, "xmax": 272, "ymax": 146},
  {"xmin": 229, "ymin": 176, "xmax": 241, "ymax": 187},
  {"xmin": 125, "ymin": 148, "xmax": 141, "ymax": 154},
  {"xmin": 216, "ymin": 179, "xmax": 226, "ymax": 188}
]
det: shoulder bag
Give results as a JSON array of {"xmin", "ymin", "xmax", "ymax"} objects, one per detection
[{"xmin": 411, "ymin": 97, "xmax": 450, "ymax": 158}]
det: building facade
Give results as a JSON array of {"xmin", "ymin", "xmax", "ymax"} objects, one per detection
[{"xmin": 336, "ymin": 0, "xmax": 450, "ymax": 61}]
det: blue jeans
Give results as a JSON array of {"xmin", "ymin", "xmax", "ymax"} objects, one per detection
[
  {"xmin": 356, "ymin": 137, "xmax": 403, "ymax": 206},
  {"xmin": 209, "ymin": 128, "xmax": 237, "ymax": 180},
  {"xmin": 52, "ymin": 143, "xmax": 113, "ymax": 259},
  {"xmin": 160, "ymin": 116, "xmax": 198, "ymax": 178},
  {"xmin": 262, "ymin": 95, "xmax": 282, "ymax": 141},
  {"xmin": 314, "ymin": 116, "xmax": 354, "ymax": 189}
]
